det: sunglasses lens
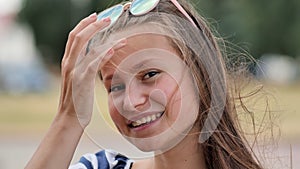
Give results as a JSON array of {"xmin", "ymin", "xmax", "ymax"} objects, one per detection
[
  {"xmin": 130, "ymin": 0, "xmax": 159, "ymax": 15},
  {"xmin": 97, "ymin": 4, "xmax": 123, "ymax": 25}
]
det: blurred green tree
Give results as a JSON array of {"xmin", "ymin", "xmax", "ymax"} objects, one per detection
[
  {"xmin": 18, "ymin": 0, "xmax": 300, "ymax": 66},
  {"xmin": 18, "ymin": 0, "xmax": 121, "ymax": 65},
  {"xmin": 193, "ymin": 0, "xmax": 300, "ymax": 58}
]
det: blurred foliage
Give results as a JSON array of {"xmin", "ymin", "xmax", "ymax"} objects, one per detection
[
  {"xmin": 18, "ymin": 0, "xmax": 122, "ymax": 64},
  {"xmin": 193, "ymin": 0, "xmax": 300, "ymax": 59},
  {"xmin": 18, "ymin": 0, "xmax": 300, "ymax": 65}
]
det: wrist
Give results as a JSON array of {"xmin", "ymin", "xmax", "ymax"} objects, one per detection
[
  {"xmin": 52, "ymin": 112, "xmax": 85, "ymax": 133},
  {"xmin": 57, "ymin": 103, "xmax": 91, "ymax": 128}
]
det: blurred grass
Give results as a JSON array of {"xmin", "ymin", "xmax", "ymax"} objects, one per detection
[
  {"xmin": 0, "ymin": 91, "xmax": 58, "ymax": 135},
  {"xmin": 235, "ymin": 82, "xmax": 300, "ymax": 143},
  {"xmin": 267, "ymin": 83, "xmax": 300, "ymax": 141},
  {"xmin": 0, "ymin": 81, "xmax": 299, "ymax": 140}
]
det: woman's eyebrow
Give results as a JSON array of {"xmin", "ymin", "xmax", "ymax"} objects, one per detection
[
  {"xmin": 102, "ymin": 59, "xmax": 159, "ymax": 81},
  {"xmin": 131, "ymin": 59, "xmax": 154, "ymax": 70},
  {"xmin": 103, "ymin": 73, "xmax": 123, "ymax": 82}
]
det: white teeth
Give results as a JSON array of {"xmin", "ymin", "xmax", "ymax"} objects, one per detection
[
  {"xmin": 151, "ymin": 115, "xmax": 156, "ymax": 121},
  {"xmin": 141, "ymin": 118, "xmax": 146, "ymax": 124},
  {"xmin": 131, "ymin": 112, "xmax": 163, "ymax": 127},
  {"xmin": 136, "ymin": 120, "xmax": 141, "ymax": 126},
  {"xmin": 146, "ymin": 116, "xmax": 151, "ymax": 122}
]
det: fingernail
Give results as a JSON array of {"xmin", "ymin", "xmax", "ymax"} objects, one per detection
[
  {"xmin": 106, "ymin": 48, "xmax": 114, "ymax": 55},
  {"xmin": 89, "ymin": 12, "xmax": 97, "ymax": 18},
  {"xmin": 103, "ymin": 17, "xmax": 111, "ymax": 22},
  {"xmin": 119, "ymin": 38, "xmax": 127, "ymax": 45}
]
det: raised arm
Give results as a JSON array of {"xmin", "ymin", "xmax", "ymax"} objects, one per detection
[{"xmin": 25, "ymin": 13, "xmax": 111, "ymax": 169}]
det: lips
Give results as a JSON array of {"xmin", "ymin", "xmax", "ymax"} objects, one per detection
[{"xmin": 128, "ymin": 111, "xmax": 164, "ymax": 128}]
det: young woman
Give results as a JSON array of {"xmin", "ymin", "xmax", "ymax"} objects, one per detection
[{"xmin": 26, "ymin": 0, "xmax": 266, "ymax": 168}]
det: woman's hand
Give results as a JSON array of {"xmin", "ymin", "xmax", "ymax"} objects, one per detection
[
  {"xmin": 25, "ymin": 13, "xmax": 126, "ymax": 169},
  {"xmin": 59, "ymin": 13, "xmax": 127, "ymax": 128},
  {"xmin": 58, "ymin": 13, "xmax": 110, "ymax": 128}
]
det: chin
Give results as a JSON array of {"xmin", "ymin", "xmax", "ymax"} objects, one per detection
[
  {"xmin": 124, "ymin": 136, "xmax": 163, "ymax": 152},
  {"xmin": 123, "ymin": 131, "xmax": 187, "ymax": 153}
]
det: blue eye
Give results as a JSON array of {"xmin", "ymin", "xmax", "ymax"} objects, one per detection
[
  {"xmin": 109, "ymin": 84, "xmax": 125, "ymax": 93},
  {"xmin": 142, "ymin": 70, "xmax": 160, "ymax": 80}
]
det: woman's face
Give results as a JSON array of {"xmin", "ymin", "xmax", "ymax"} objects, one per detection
[{"xmin": 100, "ymin": 34, "xmax": 200, "ymax": 152}]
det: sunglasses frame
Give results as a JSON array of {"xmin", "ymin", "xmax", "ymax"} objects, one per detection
[{"xmin": 97, "ymin": 0, "xmax": 197, "ymax": 29}]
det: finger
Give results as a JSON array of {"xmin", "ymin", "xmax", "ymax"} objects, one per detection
[
  {"xmin": 72, "ymin": 37, "xmax": 127, "ymax": 89},
  {"xmin": 111, "ymin": 38, "xmax": 127, "ymax": 51},
  {"xmin": 70, "ymin": 39, "xmax": 124, "ymax": 122},
  {"xmin": 64, "ymin": 13, "xmax": 98, "ymax": 58},
  {"xmin": 67, "ymin": 18, "xmax": 111, "ymax": 67},
  {"xmin": 74, "ymin": 44, "xmax": 113, "ymax": 76},
  {"xmin": 98, "ymin": 38, "xmax": 128, "ymax": 68},
  {"xmin": 80, "ymin": 38, "xmax": 127, "ymax": 70}
]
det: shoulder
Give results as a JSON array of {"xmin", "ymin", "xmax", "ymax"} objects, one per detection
[{"xmin": 69, "ymin": 149, "xmax": 134, "ymax": 169}]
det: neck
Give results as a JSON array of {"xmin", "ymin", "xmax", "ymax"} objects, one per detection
[
  {"xmin": 153, "ymin": 133, "xmax": 206, "ymax": 169},
  {"xmin": 133, "ymin": 127, "xmax": 207, "ymax": 169}
]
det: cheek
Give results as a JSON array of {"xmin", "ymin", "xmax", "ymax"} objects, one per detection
[
  {"xmin": 155, "ymin": 77, "xmax": 181, "ymax": 117},
  {"xmin": 157, "ymin": 75, "xmax": 198, "ymax": 124},
  {"xmin": 108, "ymin": 97, "xmax": 123, "ymax": 126},
  {"xmin": 167, "ymin": 89, "xmax": 182, "ymax": 122}
]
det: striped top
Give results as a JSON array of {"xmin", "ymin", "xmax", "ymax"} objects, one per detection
[{"xmin": 69, "ymin": 149, "xmax": 134, "ymax": 169}]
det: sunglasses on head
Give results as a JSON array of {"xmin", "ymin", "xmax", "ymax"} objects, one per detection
[{"xmin": 97, "ymin": 0, "xmax": 197, "ymax": 30}]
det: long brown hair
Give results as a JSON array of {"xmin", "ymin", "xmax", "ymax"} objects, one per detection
[{"xmin": 90, "ymin": 0, "xmax": 270, "ymax": 168}]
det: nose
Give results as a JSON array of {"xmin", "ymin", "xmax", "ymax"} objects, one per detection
[{"xmin": 123, "ymin": 79, "xmax": 147, "ymax": 112}]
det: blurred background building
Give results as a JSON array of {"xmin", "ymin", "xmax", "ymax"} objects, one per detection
[{"xmin": 0, "ymin": 0, "xmax": 49, "ymax": 94}]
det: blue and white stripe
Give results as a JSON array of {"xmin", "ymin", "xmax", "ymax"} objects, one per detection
[{"xmin": 69, "ymin": 149, "xmax": 134, "ymax": 169}]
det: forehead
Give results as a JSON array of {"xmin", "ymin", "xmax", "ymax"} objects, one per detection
[{"xmin": 100, "ymin": 34, "xmax": 178, "ymax": 73}]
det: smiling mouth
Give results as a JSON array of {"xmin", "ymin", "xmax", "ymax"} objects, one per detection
[{"xmin": 128, "ymin": 111, "xmax": 164, "ymax": 128}]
